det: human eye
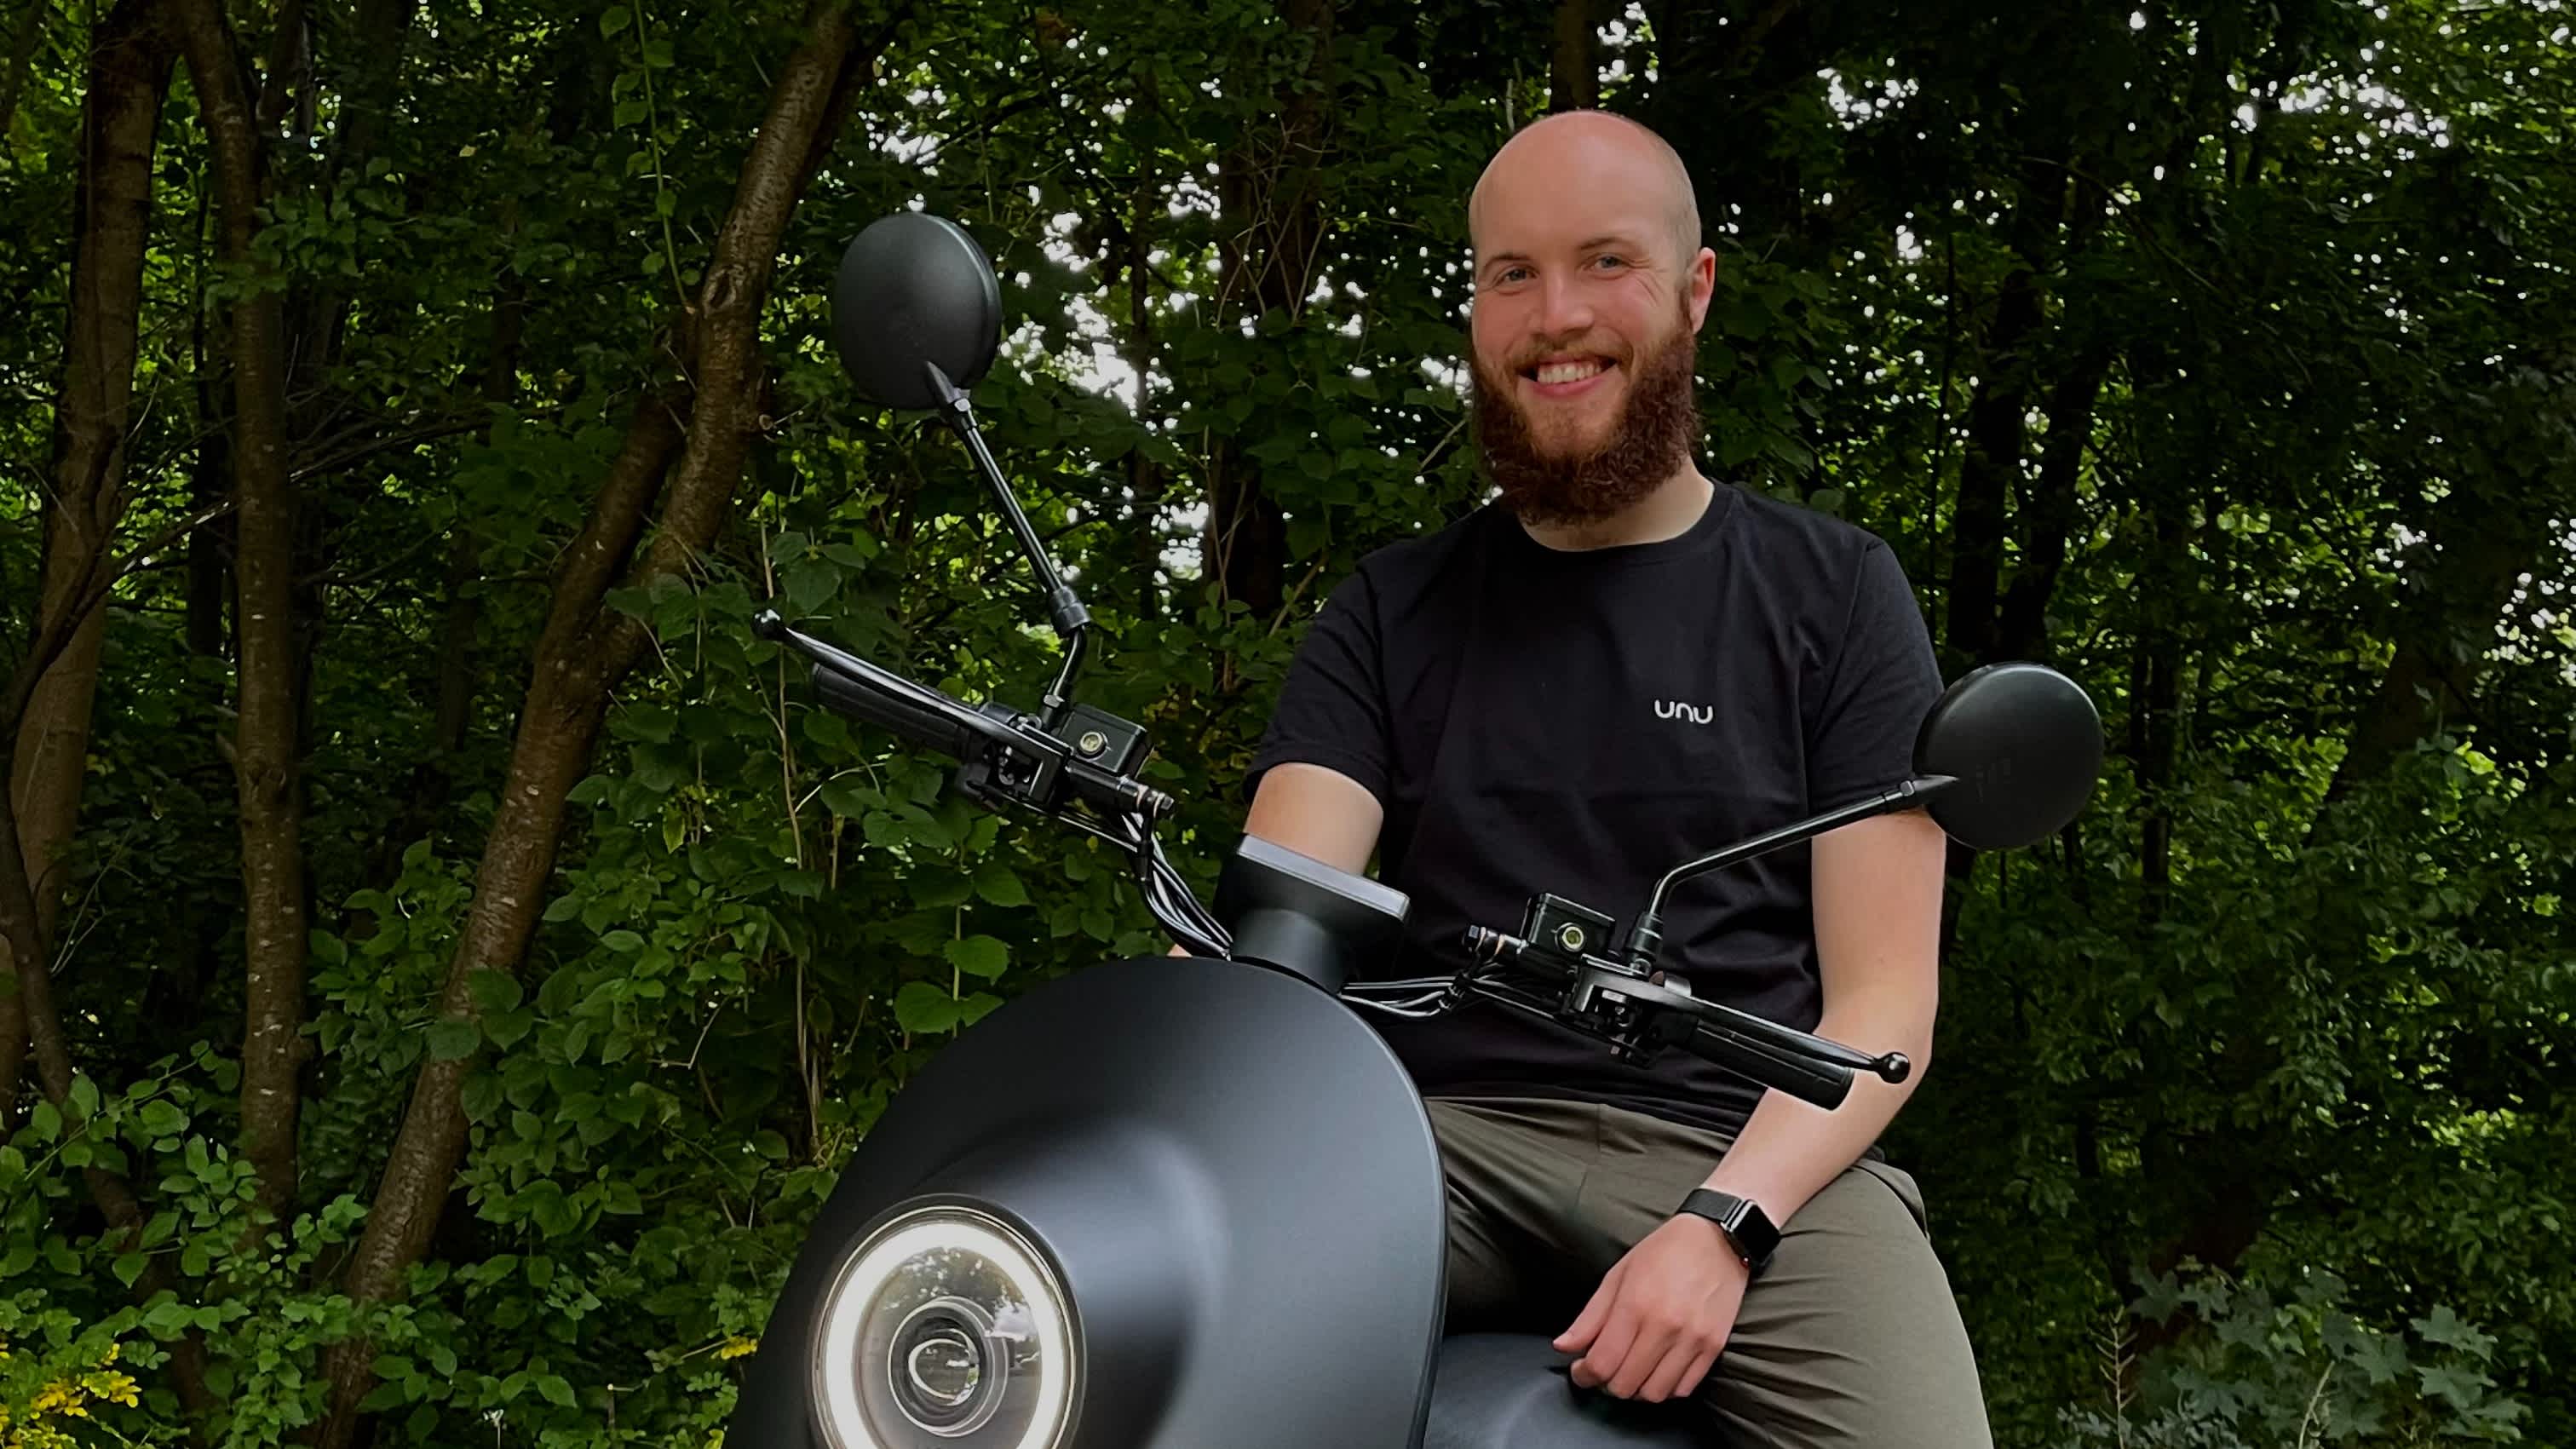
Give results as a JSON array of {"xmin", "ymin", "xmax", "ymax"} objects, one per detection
[{"xmin": 1590, "ymin": 253, "xmax": 1628, "ymax": 271}]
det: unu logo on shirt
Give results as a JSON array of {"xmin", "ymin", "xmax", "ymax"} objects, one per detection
[{"xmin": 1655, "ymin": 700, "xmax": 1715, "ymax": 725}]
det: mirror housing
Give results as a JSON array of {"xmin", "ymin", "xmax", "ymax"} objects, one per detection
[
  {"xmin": 1915, "ymin": 661, "xmax": 2104, "ymax": 852},
  {"xmin": 831, "ymin": 211, "xmax": 1002, "ymax": 410}
]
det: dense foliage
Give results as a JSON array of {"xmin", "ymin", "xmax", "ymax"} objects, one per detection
[{"xmin": 0, "ymin": 0, "xmax": 2568, "ymax": 1443}]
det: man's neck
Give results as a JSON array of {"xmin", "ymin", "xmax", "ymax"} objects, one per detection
[{"xmin": 1516, "ymin": 466, "xmax": 1716, "ymax": 552}]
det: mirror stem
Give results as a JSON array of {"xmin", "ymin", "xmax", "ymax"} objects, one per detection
[
  {"xmin": 923, "ymin": 361, "xmax": 1094, "ymax": 719},
  {"xmin": 1619, "ymin": 776, "xmax": 1958, "ymax": 969}
]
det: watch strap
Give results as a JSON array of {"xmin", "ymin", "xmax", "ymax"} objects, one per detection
[{"xmin": 1677, "ymin": 1187, "xmax": 1779, "ymax": 1274}]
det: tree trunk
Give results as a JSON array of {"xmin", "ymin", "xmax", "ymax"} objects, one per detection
[
  {"xmin": 0, "ymin": 0, "xmax": 174, "ymax": 1126},
  {"xmin": 174, "ymin": 0, "xmax": 309, "ymax": 1231},
  {"xmin": 0, "ymin": 731, "xmax": 220, "ymax": 1427},
  {"xmin": 1206, "ymin": 0, "xmax": 1333, "ymax": 631},
  {"xmin": 2321, "ymin": 508, "xmax": 2543, "ymax": 805},
  {"xmin": 1995, "ymin": 348, "xmax": 2111, "ymax": 663},
  {"xmin": 0, "ymin": 76, "xmax": 258, "ymax": 1427},
  {"xmin": 309, "ymin": 8, "xmax": 885, "ymax": 1442},
  {"xmin": 1550, "ymin": 0, "xmax": 1596, "ymax": 111},
  {"xmin": 1942, "ymin": 264, "xmax": 2038, "ymax": 671}
]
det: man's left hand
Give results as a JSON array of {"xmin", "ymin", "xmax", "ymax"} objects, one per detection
[{"xmin": 1551, "ymin": 1213, "xmax": 1749, "ymax": 1402}]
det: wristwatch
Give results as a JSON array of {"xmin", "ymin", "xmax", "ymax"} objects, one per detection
[{"xmin": 1676, "ymin": 1188, "xmax": 1779, "ymax": 1275}]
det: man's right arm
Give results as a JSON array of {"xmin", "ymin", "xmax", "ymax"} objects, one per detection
[
  {"xmin": 1167, "ymin": 567, "xmax": 1393, "ymax": 955},
  {"xmin": 1243, "ymin": 762, "xmax": 1384, "ymax": 877},
  {"xmin": 1169, "ymin": 762, "xmax": 1384, "ymax": 957}
]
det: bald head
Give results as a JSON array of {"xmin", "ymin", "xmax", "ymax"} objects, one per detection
[{"xmin": 1469, "ymin": 111, "xmax": 1702, "ymax": 273}]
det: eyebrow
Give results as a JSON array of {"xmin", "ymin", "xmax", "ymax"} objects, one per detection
[{"xmin": 1481, "ymin": 234, "xmax": 1647, "ymax": 267}]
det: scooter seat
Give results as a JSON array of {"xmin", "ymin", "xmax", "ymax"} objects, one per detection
[{"xmin": 1423, "ymin": 1333, "xmax": 1709, "ymax": 1448}]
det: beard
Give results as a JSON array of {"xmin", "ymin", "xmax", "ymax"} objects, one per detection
[{"xmin": 1468, "ymin": 303, "xmax": 1702, "ymax": 529}]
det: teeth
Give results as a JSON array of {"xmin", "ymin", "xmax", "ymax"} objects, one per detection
[{"xmin": 1535, "ymin": 359, "xmax": 1606, "ymax": 385}]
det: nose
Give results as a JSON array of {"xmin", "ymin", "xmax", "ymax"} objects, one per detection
[{"xmin": 1533, "ymin": 270, "xmax": 1596, "ymax": 343}]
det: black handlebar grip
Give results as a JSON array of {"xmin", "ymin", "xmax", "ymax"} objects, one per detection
[
  {"xmin": 1684, "ymin": 1021, "xmax": 1855, "ymax": 1112},
  {"xmin": 812, "ymin": 664, "xmax": 977, "ymax": 761}
]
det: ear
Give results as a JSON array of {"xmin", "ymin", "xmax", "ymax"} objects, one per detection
[{"xmin": 1684, "ymin": 247, "xmax": 1717, "ymax": 332}]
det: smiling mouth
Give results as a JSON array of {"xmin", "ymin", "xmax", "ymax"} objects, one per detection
[{"xmin": 1523, "ymin": 357, "xmax": 1615, "ymax": 387}]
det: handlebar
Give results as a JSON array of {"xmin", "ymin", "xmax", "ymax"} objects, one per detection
[
  {"xmin": 755, "ymin": 609, "xmax": 1173, "ymax": 820},
  {"xmin": 1457, "ymin": 925, "xmax": 1909, "ymax": 1113},
  {"xmin": 756, "ymin": 612, "xmax": 1906, "ymax": 1110},
  {"xmin": 1664, "ymin": 1016, "xmax": 1864, "ymax": 1112},
  {"xmin": 810, "ymin": 660, "xmax": 987, "ymax": 762}
]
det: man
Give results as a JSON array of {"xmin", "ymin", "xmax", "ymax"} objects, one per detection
[{"xmin": 1232, "ymin": 111, "xmax": 1992, "ymax": 1444}]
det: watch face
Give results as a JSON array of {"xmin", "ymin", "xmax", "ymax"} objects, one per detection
[
  {"xmin": 1716, "ymin": 1198, "xmax": 1776, "ymax": 1262},
  {"xmin": 1682, "ymin": 1190, "xmax": 1777, "ymax": 1266}
]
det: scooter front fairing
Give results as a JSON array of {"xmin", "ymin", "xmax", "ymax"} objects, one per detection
[{"xmin": 724, "ymin": 953, "xmax": 1449, "ymax": 1448}]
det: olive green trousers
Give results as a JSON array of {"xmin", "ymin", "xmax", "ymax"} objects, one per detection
[{"xmin": 1429, "ymin": 1095, "xmax": 1994, "ymax": 1447}]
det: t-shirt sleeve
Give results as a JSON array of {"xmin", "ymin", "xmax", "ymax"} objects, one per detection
[
  {"xmin": 1805, "ymin": 540, "xmax": 1944, "ymax": 811},
  {"xmin": 1245, "ymin": 570, "xmax": 1393, "ymax": 804}
]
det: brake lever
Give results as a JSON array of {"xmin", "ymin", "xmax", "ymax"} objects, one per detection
[{"xmin": 1459, "ymin": 925, "xmax": 1911, "ymax": 1086}]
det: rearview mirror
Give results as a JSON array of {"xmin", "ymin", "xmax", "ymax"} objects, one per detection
[
  {"xmin": 1914, "ymin": 661, "xmax": 2104, "ymax": 852},
  {"xmin": 831, "ymin": 210, "xmax": 1002, "ymax": 410}
]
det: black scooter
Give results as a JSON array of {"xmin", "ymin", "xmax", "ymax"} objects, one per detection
[{"xmin": 721, "ymin": 213, "xmax": 2106, "ymax": 1449}]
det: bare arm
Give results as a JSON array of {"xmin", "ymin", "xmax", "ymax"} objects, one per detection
[
  {"xmin": 1693, "ymin": 807, "xmax": 1946, "ymax": 1218},
  {"xmin": 1243, "ymin": 762, "xmax": 1383, "ymax": 873},
  {"xmin": 1170, "ymin": 762, "xmax": 1385, "ymax": 955}
]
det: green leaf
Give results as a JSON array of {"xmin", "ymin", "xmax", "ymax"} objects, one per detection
[
  {"xmin": 972, "ymin": 863, "xmax": 1029, "ymax": 907},
  {"xmin": 486, "ymin": 1007, "xmax": 537, "ymax": 1049},
  {"xmin": 538, "ymin": 1373, "xmax": 577, "ymax": 1407},
  {"xmin": 2418, "ymin": 1360, "xmax": 2494, "ymax": 1407},
  {"xmin": 782, "ymin": 551, "xmax": 841, "ymax": 612},
  {"xmin": 2412, "ymin": 1303, "xmax": 2495, "ymax": 1355},
  {"xmin": 467, "ymin": 969, "xmax": 525, "ymax": 1015},
  {"xmin": 818, "ymin": 779, "xmax": 876, "ymax": 818},
  {"xmin": 67, "ymin": 1074, "xmax": 99, "ymax": 1120},
  {"xmin": 141, "ymin": 1101, "xmax": 188, "ymax": 1139},
  {"xmin": 112, "ymin": 1251, "xmax": 145, "ymax": 1286},
  {"xmin": 427, "ymin": 1021, "xmax": 481, "ymax": 1061},
  {"xmin": 945, "ymin": 935, "xmax": 1009, "ymax": 980},
  {"xmin": 601, "ymin": 929, "xmax": 645, "ymax": 952},
  {"xmin": 893, "ymin": 982, "xmax": 962, "ymax": 1034},
  {"xmin": 620, "ymin": 705, "xmax": 676, "ymax": 745},
  {"xmin": 601, "ymin": 5, "xmax": 632, "ymax": 35},
  {"xmin": 181, "ymin": 1241, "xmax": 211, "ymax": 1277},
  {"xmin": 29, "ymin": 1100, "xmax": 61, "ymax": 1140},
  {"xmin": 359, "ymin": 1380, "xmax": 411, "ymax": 1413}
]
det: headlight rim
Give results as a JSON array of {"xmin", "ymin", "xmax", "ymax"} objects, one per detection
[{"xmin": 808, "ymin": 1195, "xmax": 1082, "ymax": 1449}]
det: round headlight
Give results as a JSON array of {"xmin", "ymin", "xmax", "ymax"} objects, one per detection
[{"xmin": 811, "ymin": 1203, "xmax": 1078, "ymax": 1449}]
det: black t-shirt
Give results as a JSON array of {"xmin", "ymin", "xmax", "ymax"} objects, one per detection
[{"xmin": 1245, "ymin": 481, "xmax": 1944, "ymax": 1140}]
